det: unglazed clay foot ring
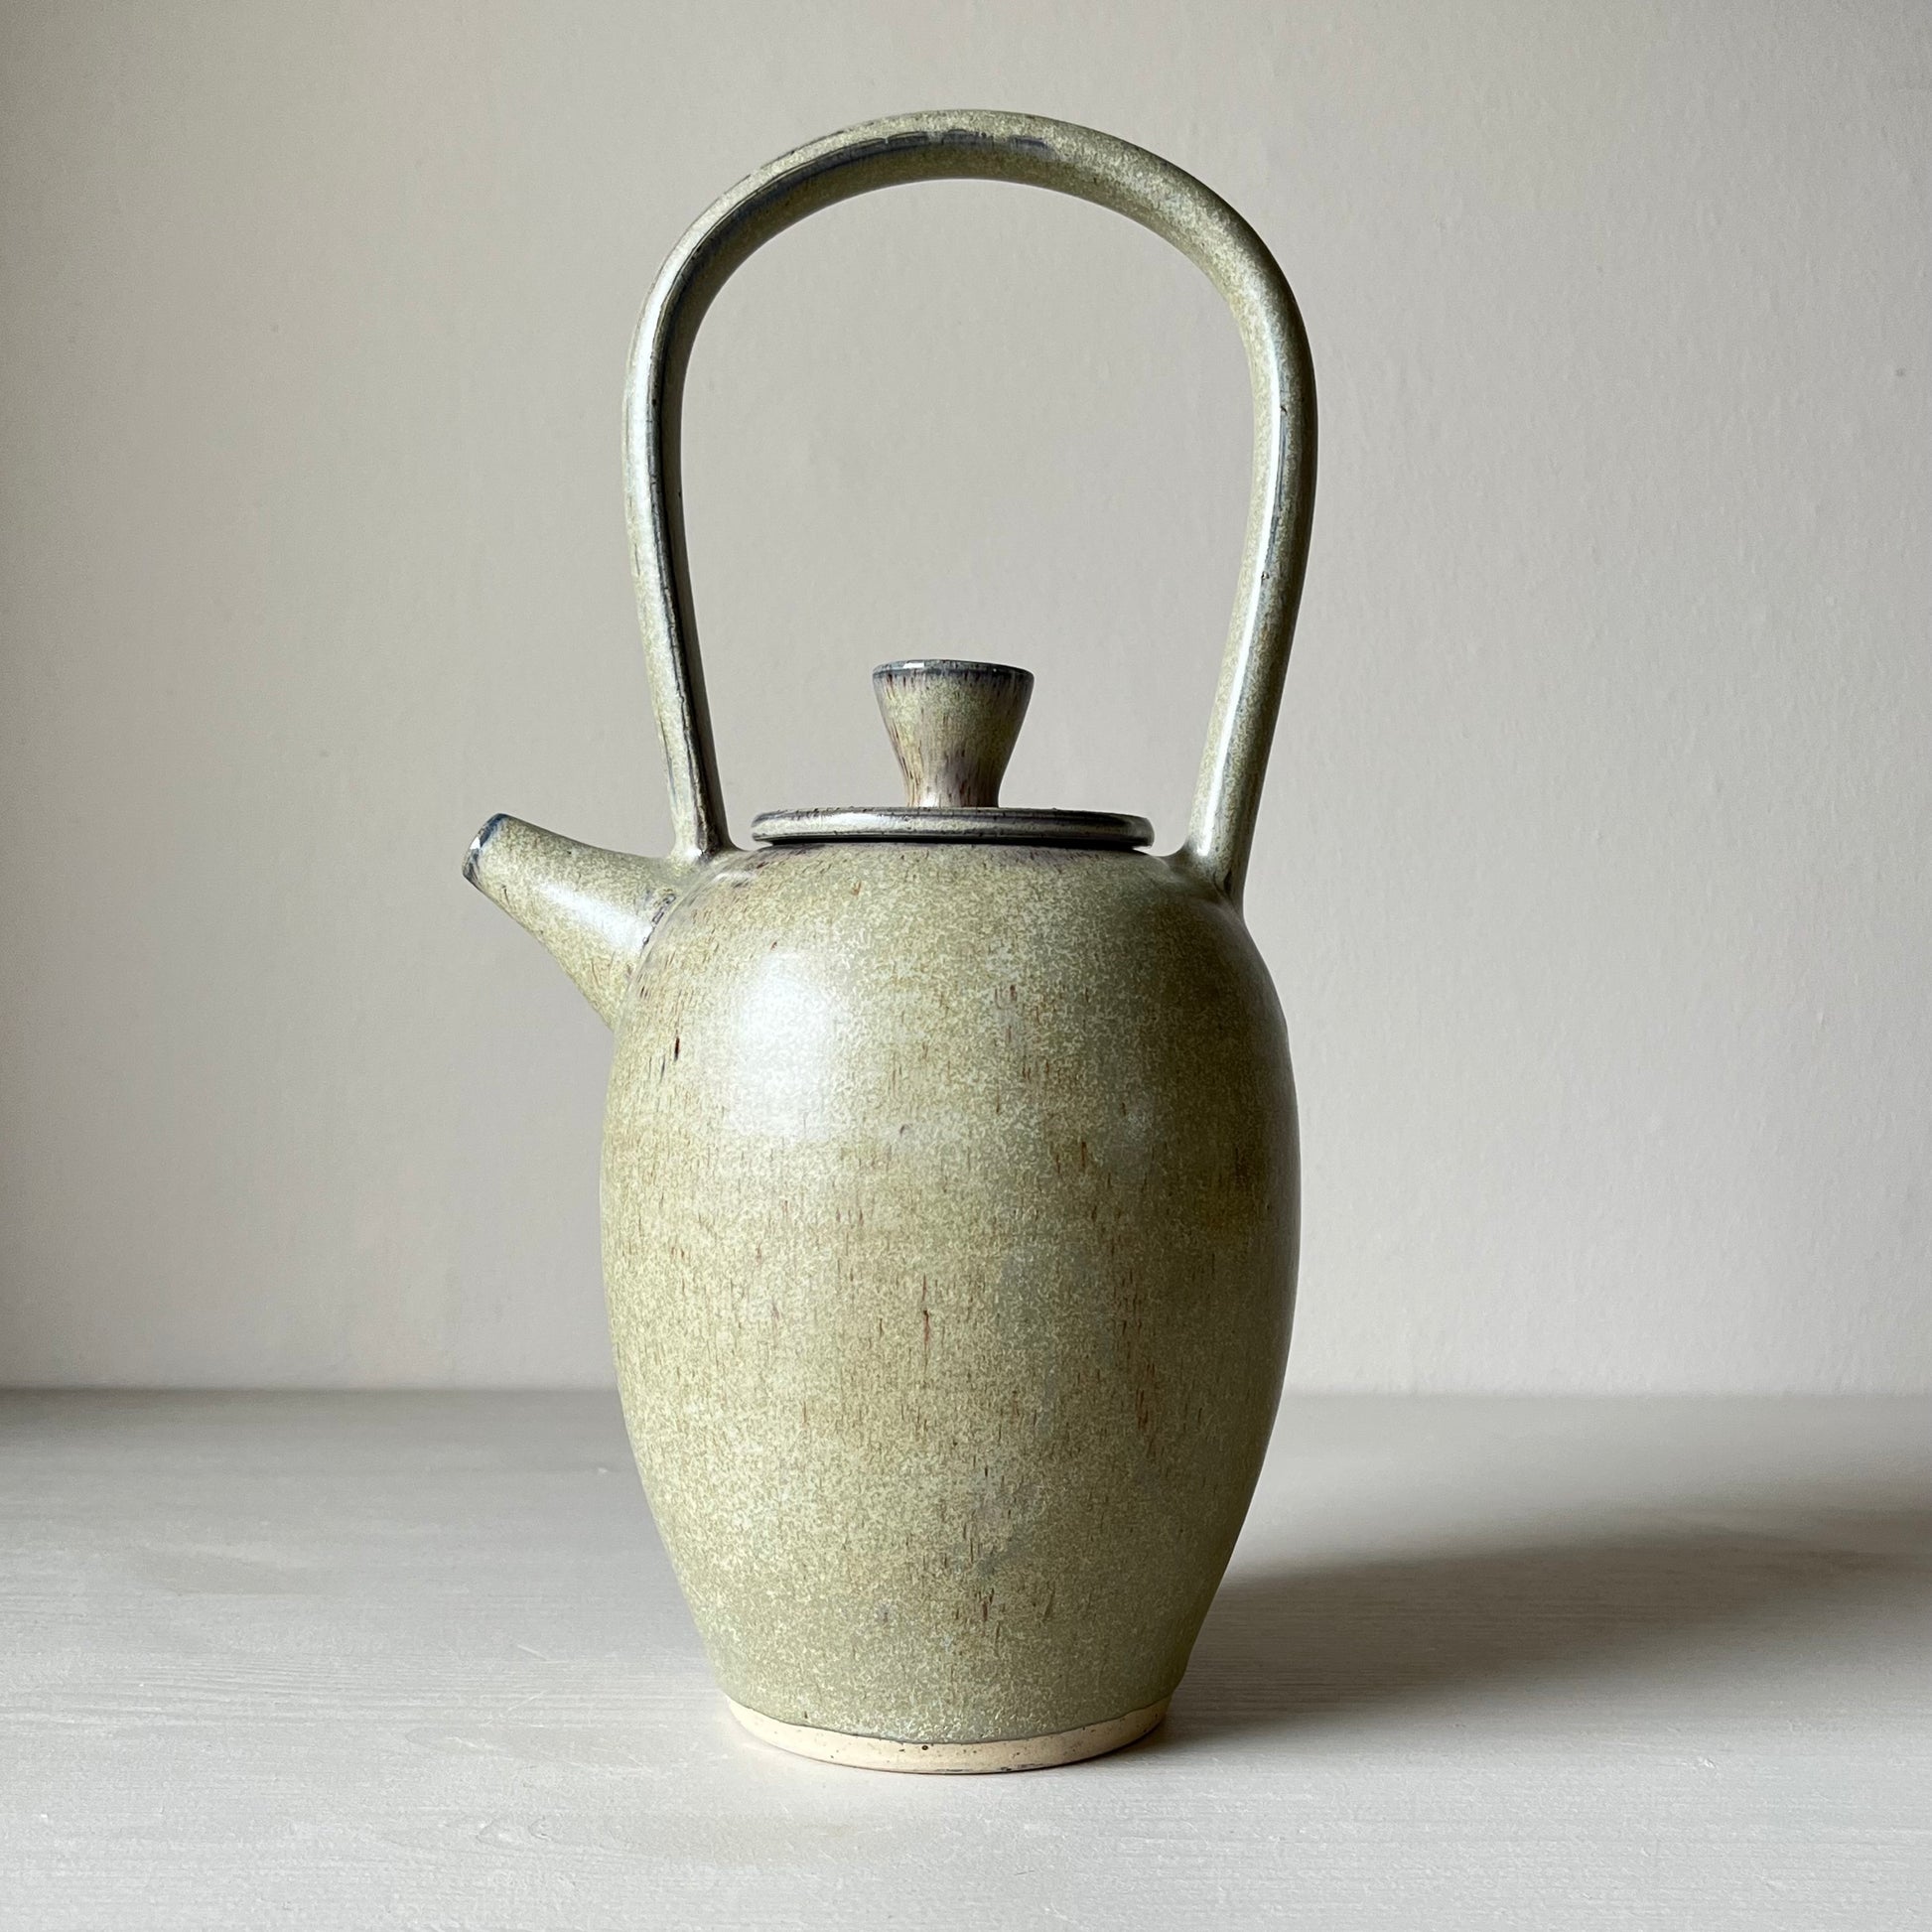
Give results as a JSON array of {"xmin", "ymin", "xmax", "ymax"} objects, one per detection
[{"xmin": 726, "ymin": 1697, "xmax": 1170, "ymax": 1773}]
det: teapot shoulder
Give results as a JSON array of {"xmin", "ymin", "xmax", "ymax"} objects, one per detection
[
  {"xmin": 610, "ymin": 840, "xmax": 1288, "ymax": 1107},
  {"xmin": 625, "ymin": 839, "xmax": 1275, "ymax": 1009}
]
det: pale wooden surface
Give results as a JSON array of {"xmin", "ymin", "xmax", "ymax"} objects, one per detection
[{"xmin": 4, "ymin": 1393, "xmax": 1928, "ymax": 1929}]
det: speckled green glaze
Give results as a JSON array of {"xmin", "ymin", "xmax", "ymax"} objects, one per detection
[
  {"xmin": 601, "ymin": 840, "xmax": 1296, "ymax": 1743},
  {"xmin": 465, "ymin": 109, "xmax": 1317, "ymax": 1770}
]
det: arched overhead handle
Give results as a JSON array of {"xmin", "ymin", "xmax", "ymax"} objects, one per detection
[{"xmin": 625, "ymin": 110, "xmax": 1316, "ymax": 902}]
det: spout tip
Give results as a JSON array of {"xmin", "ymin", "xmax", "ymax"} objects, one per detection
[
  {"xmin": 464, "ymin": 812, "xmax": 510, "ymax": 889},
  {"xmin": 458, "ymin": 813, "xmax": 683, "ymax": 1031}
]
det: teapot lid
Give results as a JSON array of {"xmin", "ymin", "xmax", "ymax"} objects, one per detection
[{"xmin": 751, "ymin": 661, "xmax": 1153, "ymax": 850}]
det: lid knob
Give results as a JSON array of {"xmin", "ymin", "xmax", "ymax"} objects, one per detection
[{"xmin": 873, "ymin": 660, "xmax": 1035, "ymax": 809}]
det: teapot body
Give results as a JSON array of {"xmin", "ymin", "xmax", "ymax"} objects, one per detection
[{"xmin": 602, "ymin": 840, "xmax": 1297, "ymax": 1756}]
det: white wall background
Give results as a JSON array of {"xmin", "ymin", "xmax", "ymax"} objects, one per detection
[{"xmin": 1, "ymin": 1, "xmax": 1926, "ymax": 1391}]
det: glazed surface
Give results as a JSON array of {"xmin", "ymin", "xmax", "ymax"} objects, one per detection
[{"xmin": 602, "ymin": 842, "xmax": 1297, "ymax": 1742}]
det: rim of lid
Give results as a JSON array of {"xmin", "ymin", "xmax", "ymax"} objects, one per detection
[{"xmin": 750, "ymin": 805, "xmax": 1154, "ymax": 849}]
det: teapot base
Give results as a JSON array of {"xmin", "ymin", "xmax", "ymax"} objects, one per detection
[{"xmin": 725, "ymin": 1696, "xmax": 1170, "ymax": 1774}]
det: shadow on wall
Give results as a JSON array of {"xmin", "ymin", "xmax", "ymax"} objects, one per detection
[{"xmin": 1162, "ymin": 1494, "xmax": 1932, "ymax": 1746}]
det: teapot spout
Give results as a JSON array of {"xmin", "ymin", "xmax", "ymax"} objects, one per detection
[{"xmin": 464, "ymin": 814, "xmax": 689, "ymax": 1028}]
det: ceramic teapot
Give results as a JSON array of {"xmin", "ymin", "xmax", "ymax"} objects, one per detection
[{"xmin": 466, "ymin": 110, "xmax": 1315, "ymax": 1771}]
